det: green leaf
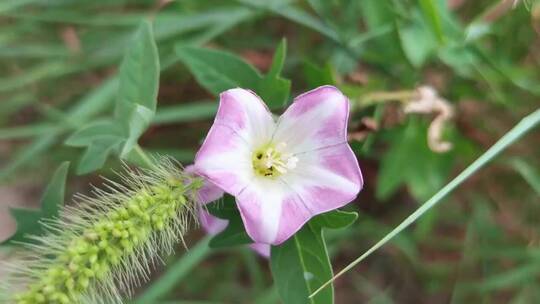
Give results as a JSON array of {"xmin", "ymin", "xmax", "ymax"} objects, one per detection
[
  {"xmin": 311, "ymin": 210, "xmax": 358, "ymax": 230},
  {"xmin": 305, "ymin": 0, "xmax": 340, "ymax": 32},
  {"xmin": 115, "ymin": 20, "xmax": 160, "ymax": 114},
  {"xmin": 120, "ymin": 104, "xmax": 154, "ymax": 157},
  {"xmin": 0, "ymin": 123, "xmax": 59, "ymax": 141},
  {"xmin": 76, "ymin": 137, "xmax": 122, "ymax": 175},
  {"xmin": 115, "ymin": 20, "xmax": 160, "ymax": 157},
  {"xmin": 258, "ymin": 77, "xmax": 291, "ymax": 108},
  {"xmin": 66, "ymin": 21, "xmax": 160, "ymax": 172},
  {"xmin": 302, "ymin": 61, "xmax": 335, "ymax": 89},
  {"xmin": 271, "ymin": 221, "xmax": 334, "ymax": 304},
  {"xmin": 418, "ymin": 0, "xmax": 445, "ymax": 44},
  {"xmin": 305, "ymin": 0, "xmax": 361, "ymax": 40},
  {"xmin": 397, "ymin": 13, "xmax": 437, "ymax": 68},
  {"xmin": 2, "ymin": 162, "xmax": 69, "ymax": 245},
  {"xmin": 258, "ymin": 39, "xmax": 291, "ymax": 108},
  {"xmin": 238, "ymin": 0, "xmax": 340, "ymax": 43},
  {"xmin": 376, "ymin": 119, "xmax": 453, "ymax": 202},
  {"xmin": 176, "ymin": 42, "xmax": 291, "ymax": 109},
  {"xmin": 152, "ymin": 101, "xmax": 217, "ymax": 124},
  {"xmin": 209, "ymin": 216, "xmax": 252, "ymax": 248},
  {"xmin": 358, "ymin": 0, "xmax": 404, "ymax": 63},
  {"xmin": 270, "ymin": 209, "xmax": 355, "ymax": 304},
  {"xmin": 207, "ymin": 197, "xmax": 252, "ymax": 248},
  {"xmin": 267, "ymin": 38, "xmax": 287, "ymax": 78},
  {"xmin": 437, "ymin": 45, "xmax": 477, "ymax": 78},
  {"xmin": 175, "ymin": 45, "xmax": 262, "ymax": 95},
  {"xmin": 64, "ymin": 120, "xmax": 123, "ymax": 147},
  {"xmin": 206, "ymin": 195, "xmax": 238, "ymax": 219}
]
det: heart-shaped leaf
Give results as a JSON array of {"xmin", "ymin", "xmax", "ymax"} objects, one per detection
[
  {"xmin": 175, "ymin": 45, "xmax": 262, "ymax": 95},
  {"xmin": 270, "ymin": 221, "xmax": 333, "ymax": 304},
  {"xmin": 2, "ymin": 162, "xmax": 70, "ymax": 245},
  {"xmin": 116, "ymin": 20, "xmax": 160, "ymax": 157},
  {"xmin": 66, "ymin": 20, "xmax": 160, "ymax": 174},
  {"xmin": 206, "ymin": 196, "xmax": 252, "ymax": 248},
  {"xmin": 270, "ymin": 209, "xmax": 357, "ymax": 304},
  {"xmin": 176, "ymin": 42, "xmax": 291, "ymax": 108}
]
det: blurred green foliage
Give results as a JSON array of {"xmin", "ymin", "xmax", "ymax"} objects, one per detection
[
  {"xmin": 1, "ymin": 0, "xmax": 539, "ymax": 303},
  {"xmin": 1, "ymin": 162, "xmax": 69, "ymax": 245}
]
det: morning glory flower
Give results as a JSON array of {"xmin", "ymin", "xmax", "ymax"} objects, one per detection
[{"xmin": 194, "ymin": 86, "xmax": 363, "ymax": 245}]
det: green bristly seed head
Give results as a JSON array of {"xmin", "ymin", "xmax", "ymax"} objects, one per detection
[{"xmin": 6, "ymin": 158, "xmax": 200, "ymax": 304}]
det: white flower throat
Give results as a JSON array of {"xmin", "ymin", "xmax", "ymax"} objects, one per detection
[{"xmin": 252, "ymin": 142, "xmax": 298, "ymax": 178}]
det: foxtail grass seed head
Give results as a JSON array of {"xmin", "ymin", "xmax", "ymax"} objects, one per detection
[{"xmin": 3, "ymin": 157, "xmax": 201, "ymax": 304}]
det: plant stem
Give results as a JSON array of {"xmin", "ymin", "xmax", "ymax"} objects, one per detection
[
  {"xmin": 131, "ymin": 145, "xmax": 157, "ymax": 169},
  {"xmin": 354, "ymin": 90, "xmax": 418, "ymax": 110}
]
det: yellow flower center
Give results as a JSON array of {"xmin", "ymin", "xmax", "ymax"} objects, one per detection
[{"xmin": 252, "ymin": 142, "xmax": 298, "ymax": 178}]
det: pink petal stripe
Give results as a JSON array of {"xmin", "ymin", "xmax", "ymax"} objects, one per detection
[
  {"xmin": 273, "ymin": 86, "xmax": 350, "ymax": 155},
  {"xmin": 185, "ymin": 165, "xmax": 225, "ymax": 204},
  {"xmin": 199, "ymin": 209, "xmax": 229, "ymax": 235},
  {"xmin": 195, "ymin": 88, "xmax": 275, "ymax": 197}
]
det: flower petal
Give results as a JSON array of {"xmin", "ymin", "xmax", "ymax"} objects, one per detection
[
  {"xmin": 235, "ymin": 178, "xmax": 295, "ymax": 244},
  {"xmin": 249, "ymin": 243, "xmax": 270, "ymax": 258},
  {"xmin": 195, "ymin": 88, "xmax": 275, "ymax": 195},
  {"xmin": 282, "ymin": 141, "xmax": 363, "ymax": 216},
  {"xmin": 185, "ymin": 165, "xmax": 224, "ymax": 204},
  {"xmin": 199, "ymin": 209, "xmax": 228, "ymax": 235},
  {"xmin": 273, "ymin": 85, "xmax": 349, "ymax": 154},
  {"xmin": 212, "ymin": 88, "xmax": 275, "ymax": 148}
]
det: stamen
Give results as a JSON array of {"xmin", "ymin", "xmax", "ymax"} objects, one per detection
[
  {"xmin": 252, "ymin": 142, "xmax": 298, "ymax": 178},
  {"xmin": 274, "ymin": 165, "xmax": 287, "ymax": 174},
  {"xmin": 286, "ymin": 157, "xmax": 298, "ymax": 169}
]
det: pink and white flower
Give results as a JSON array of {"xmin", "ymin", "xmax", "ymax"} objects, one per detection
[{"xmin": 194, "ymin": 86, "xmax": 363, "ymax": 245}]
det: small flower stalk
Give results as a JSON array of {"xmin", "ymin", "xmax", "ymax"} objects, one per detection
[{"xmin": 4, "ymin": 158, "xmax": 200, "ymax": 304}]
